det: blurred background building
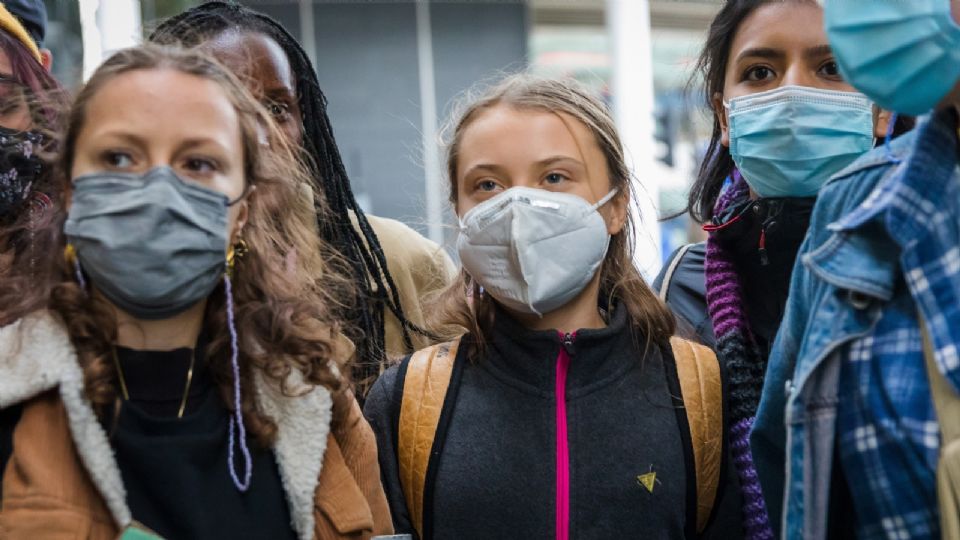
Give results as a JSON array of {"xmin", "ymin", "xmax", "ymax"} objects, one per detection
[{"xmin": 42, "ymin": 0, "xmax": 720, "ymax": 276}]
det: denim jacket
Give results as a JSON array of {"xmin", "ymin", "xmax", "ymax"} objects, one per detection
[{"xmin": 751, "ymin": 108, "xmax": 960, "ymax": 539}]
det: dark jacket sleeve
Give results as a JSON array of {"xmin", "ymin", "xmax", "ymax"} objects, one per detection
[{"xmin": 362, "ymin": 364, "xmax": 415, "ymax": 534}]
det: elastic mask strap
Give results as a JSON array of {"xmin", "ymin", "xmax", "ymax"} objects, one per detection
[
  {"xmin": 227, "ymin": 183, "xmax": 252, "ymax": 207},
  {"xmin": 65, "ymin": 244, "xmax": 87, "ymax": 291},
  {"xmin": 224, "ymin": 273, "xmax": 253, "ymax": 492},
  {"xmin": 592, "ymin": 188, "xmax": 620, "ymax": 211},
  {"xmin": 884, "ymin": 112, "xmax": 902, "ymax": 165},
  {"xmin": 73, "ymin": 257, "xmax": 86, "ymax": 291}
]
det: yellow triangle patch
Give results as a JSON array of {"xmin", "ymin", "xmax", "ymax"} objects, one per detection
[{"xmin": 637, "ymin": 471, "xmax": 657, "ymax": 493}]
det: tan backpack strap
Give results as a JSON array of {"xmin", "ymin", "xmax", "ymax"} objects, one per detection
[
  {"xmin": 398, "ymin": 339, "xmax": 461, "ymax": 537},
  {"xmin": 670, "ymin": 336, "xmax": 723, "ymax": 533}
]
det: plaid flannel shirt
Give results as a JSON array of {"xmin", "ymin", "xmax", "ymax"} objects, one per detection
[{"xmin": 835, "ymin": 110, "xmax": 960, "ymax": 539}]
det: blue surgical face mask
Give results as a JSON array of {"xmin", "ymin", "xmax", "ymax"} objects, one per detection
[
  {"xmin": 823, "ymin": 0, "xmax": 960, "ymax": 116},
  {"xmin": 724, "ymin": 85, "xmax": 875, "ymax": 198}
]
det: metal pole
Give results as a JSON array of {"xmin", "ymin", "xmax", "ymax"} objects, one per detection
[
  {"xmin": 607, "ymin": 0, "xmax": 662, "ymax": 279},
  {"xmin": 415, "ymin": 1, "xmax": 443, "ymax": 244},
  {"xmin": 78, "ymin": 0, "xmax": 102, "ymax": 81},
  {"xmin": 298, "ymin": 0, "xmax": 318, "ymax": 69},
  {"xmin": 80, "ymin": 0, "xmax": 141, "ymax": 81}
]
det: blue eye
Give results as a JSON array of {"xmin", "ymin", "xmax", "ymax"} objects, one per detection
[
  {"xmin": 545, "ymin": 172, "xmax": 567, "ymax": 184},
  {"xmin": 478, "ymin": 180, "xmax": 499, "ymax": 192}
]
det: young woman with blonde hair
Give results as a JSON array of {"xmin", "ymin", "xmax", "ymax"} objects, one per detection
[{"xmin": 365, "ymin": 74, "xmax": 741, "ymax": 540}]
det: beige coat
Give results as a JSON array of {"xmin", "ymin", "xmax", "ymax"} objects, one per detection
[{"xmin": 360, "ymin": 214, "xmax": 456, "ymax": 358}]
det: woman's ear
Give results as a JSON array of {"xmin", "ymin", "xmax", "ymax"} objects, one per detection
[
  {"xmin": 229, "ymin": 188, "xmax": 253, "ymax": 245},
  {"xmin": 712, "ymin": 92, "xmax": 730, "ymax": 147},
  {"xmin": 874, "ymin": 108, "xmax": 893, "ymax": 138},
  {"xmin": 604, "ymin": 189, "xmax": 629, "ymax": 236}
]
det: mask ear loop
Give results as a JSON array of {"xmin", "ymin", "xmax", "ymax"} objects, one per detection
[
  {"xmin": 591, "ymin": 188, "xmax": 620, "ymax": 211},
  {"xmin": 65, "ymin": 244, "xmax": 87, "ymax": 291},
  {"xmin": 884, "ymin": 112, "xmax": 902, "ymax": 164},
  {"xmin": 227, "ymin": 182, "xmax": 254, "ymax": 207},
  {"xmin": 224, "ymin": 272, "xmax": 253, "ymax": 492}
]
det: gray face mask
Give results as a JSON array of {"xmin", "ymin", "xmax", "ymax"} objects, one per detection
[{"xmin": 65, "ymin": 166, "xmax": 238, "ymax": 320}]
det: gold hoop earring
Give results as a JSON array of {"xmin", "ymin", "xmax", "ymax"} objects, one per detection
[{"xmin": 226, "ymin": 238, "xmax": 249, "ymax": 274}]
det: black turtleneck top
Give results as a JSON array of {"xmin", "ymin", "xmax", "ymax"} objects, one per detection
[{"xmin": 106, "ymin": 341, "xmax": 297, "ymax": 540}]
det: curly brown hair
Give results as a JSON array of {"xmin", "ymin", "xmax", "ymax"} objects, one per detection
[
  {"xmin": 0, "ymin": 44, "xmax": 355, "ymax": 446},
  {"xmin": 430, "ymin": 74, "xmax": 676, "ymax": 355}
]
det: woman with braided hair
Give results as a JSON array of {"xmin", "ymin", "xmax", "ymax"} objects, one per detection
[{"xmin": 150, "ymin": 1, "xmax": 455, "ymax": 399}]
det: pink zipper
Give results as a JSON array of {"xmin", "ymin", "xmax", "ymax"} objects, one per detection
[{"xmin": 555, "ymin": 332, "xmax": 574, "ymax": 540}]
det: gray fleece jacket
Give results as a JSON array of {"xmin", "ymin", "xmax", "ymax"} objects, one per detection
[{"xmin": 364, "ymin": 305, "xmax": 743, "ymax": 540}]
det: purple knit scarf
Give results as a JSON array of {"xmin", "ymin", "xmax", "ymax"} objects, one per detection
[{"xmin": 704, "ymin": 171, "xmax": 775, "ymax": 539}]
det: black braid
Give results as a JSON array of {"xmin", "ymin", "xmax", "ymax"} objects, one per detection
[{"xmin": 151, "ymin": 1, "xmax": 433, "ymax": 390}]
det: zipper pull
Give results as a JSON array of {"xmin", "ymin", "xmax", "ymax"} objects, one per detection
[
  {"xmin": 758, "ymin": 228, "xmax": 770, "ymax": 266},
  {"xmin": 758, "ymin": 200, "xmax": 781, "ymax": 267},
  {"xmin": 561, "ymin": 332, "xmax": 576, "ymax": 355}
]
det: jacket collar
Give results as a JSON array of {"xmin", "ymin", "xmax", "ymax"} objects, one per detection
[
  {"xmin": 830, "ymin": 108, "xmax": 959, "ymax": 245},
  {"xmin": 0, "ymin": 311, "xmax": 332, "ymax": 540},
  {"xmin": 486, "ymin": 302, "xmax": 638, "ymax": 396},
  {"xmin": 803, "ymin": 110, "xmax": 959, "ymax": 301}
]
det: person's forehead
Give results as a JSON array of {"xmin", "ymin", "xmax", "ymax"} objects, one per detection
[
  {"xmin": 731, "ymin": 2, "xmax": 826, "ymax": 54},
  {"xmin": 467, "ymin": 106, "xmax": 584, "ymax": 141},
  {"xmin": 203, "ymin": 30, "xmax": 296, "ymax": 96},
  {"xmin": 83, "ymin": 68, "xmax": 242, "ymax": 142},
  {"xmin": 458, "ymin": 105, "xmax": 609, "ymax": 181}
]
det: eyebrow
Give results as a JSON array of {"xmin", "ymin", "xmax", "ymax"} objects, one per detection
[
  {"xmin": 535, "ymin": 155, "xmax": 585, "ymax": 169},
  {"xmin": 94, "ymin": 131, "xmax": 229, "ymax": 157},
  {"xmin": 735, "ymin": 47, "xmax": 784, "ymax": 63},
  {"xmin": 265, "ymin": 86, "xmax": 296, "ymax": 100},
  {"xmin": 94, "ymin": 131, "xmax": 149, "ymax": 148},
  {"xmin": 173, "ymin": 137, "xmax": 231, "ymax": 156},
  {"xmin": 462, "ymin": 162, "xmax": 507, "ymax": 177},
  {"xmin": 736, "ymin": 44, "xmax": 834, "ymax": 64},
  {"xmin": 803, "ymin": 44, "xmax": 834, "ymax": 59}
]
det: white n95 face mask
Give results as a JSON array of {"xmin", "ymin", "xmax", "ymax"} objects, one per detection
[{"xmin": 456, "ymin": 186, "xmax": 618, "ymax": 317}]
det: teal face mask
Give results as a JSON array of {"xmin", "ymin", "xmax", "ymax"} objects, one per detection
[
  {"xmin": 725, "ymin": 86, "xmax": 874, "ymax": 198},
  {"xmin": 824, "ymin": 0, "xmax": 960, "ymax": 116}
]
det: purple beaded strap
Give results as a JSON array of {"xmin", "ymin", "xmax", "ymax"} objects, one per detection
[{"xmin": 225, "ymin": 274, "xmax": 252, "ymax": 491}]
